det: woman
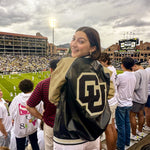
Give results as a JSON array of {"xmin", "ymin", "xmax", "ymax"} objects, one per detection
[{"xmin": 49, "ymin": 26, "xmax": 112, "ymax": 150}]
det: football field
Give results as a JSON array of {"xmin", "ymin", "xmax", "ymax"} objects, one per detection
[
  {"xmin": 0, "ymin": 71, "xmax": 50, "ymax": 101},
  {"xmin": 0, "ymin": 70, "xmax": 123, "ymax": 102}
]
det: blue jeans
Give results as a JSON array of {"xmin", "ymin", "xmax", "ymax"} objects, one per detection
[
  {"xmin": 16, "ymin": 131, "xmax": 39, "ymax": 150},
  {"xmin": 115, "ymin": 106, "xmax": 131, "ymax": 150}
]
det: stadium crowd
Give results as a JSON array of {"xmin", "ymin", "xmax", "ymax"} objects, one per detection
[
  {"xmin": 0, "ymin": 55, "xmax": 60, "ymax": 74},
  {"xmin": 0, "ymin": 54, "xmax": 148, "ymax": 75}
]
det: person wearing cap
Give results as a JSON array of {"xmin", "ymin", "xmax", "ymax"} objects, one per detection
[
  {"xmin": 130, "ymin": 59, "xmax": 149, "ymax": 141},
  {"xmin": 26, "ymin": 59, "xmax": 59, "ymax": 150}
]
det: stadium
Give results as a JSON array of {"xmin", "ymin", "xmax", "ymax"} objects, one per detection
[
  {"xmin": 0, "ymin": 31, "xmax": 150, "ymax": 73},
  {"xmin": 104, "ymin": 38, "xmax": 150, "ymax": 69},
  {"xmin": 0, "ymin": 31, "xmax": 69, "ymax": 74},
  {"xmin": 0, "ymin": 31, "xmax": 69, "ymax": 101},
  {"xmin": 0, "ymin": 31, "xmax": 69, "ymax": 56}
]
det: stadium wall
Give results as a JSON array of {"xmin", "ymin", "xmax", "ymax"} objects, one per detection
[
  {"xmin": 104, "ymin": 40, "xmax": 150, "ymax": 63},
  {"xmin": 0, "ymin": 32, "xmax": 48, "ymax": 56}
]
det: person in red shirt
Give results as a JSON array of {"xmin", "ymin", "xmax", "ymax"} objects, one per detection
[{"xmin": 26, "ymin": 59, "xmax": 59, "ymax": 150}]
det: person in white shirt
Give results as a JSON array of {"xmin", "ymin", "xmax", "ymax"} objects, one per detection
[
  {"xmin": 9, "ymin": 79, "xmax": 42, "ymax": 150},
  {"xmin": 99, "ymin": 53, "xmax": 118, "ymax": 150},
  {"xmin": 0, "ymin": 89, "xmax": 12, "ymax": 148},
  {"xmin": 115, "ymin": 57, "xmax": 136, "ymax": 150}
]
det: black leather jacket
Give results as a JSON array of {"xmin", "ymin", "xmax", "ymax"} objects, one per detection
[{"xmin": 49, "ymin": 57, "xmax": 111, "ymax": 145}]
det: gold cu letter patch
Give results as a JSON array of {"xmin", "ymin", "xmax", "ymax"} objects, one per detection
[{"xmin": 77, "ymin": 73, "xmax": 106, "ymax": 116}]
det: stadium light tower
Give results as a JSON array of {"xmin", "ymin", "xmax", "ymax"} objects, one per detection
[{"xmin": 50, "ymin": 18, "xmax": 56, "ymax": 55}]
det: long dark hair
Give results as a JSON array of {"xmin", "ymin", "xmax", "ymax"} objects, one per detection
[{"xmin": 76, "ymin": 26, "xmax": 101, "ymax": 60}]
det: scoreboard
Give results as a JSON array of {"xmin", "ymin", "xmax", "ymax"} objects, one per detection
[{"xmin": 119, "ymin": 38, "xmax": 139, "ymax": 51}]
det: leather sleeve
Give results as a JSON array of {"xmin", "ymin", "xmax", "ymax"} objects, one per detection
[
  {"xmin": 103, "ymin": 67, "xmax": 115, "ymax": 100},
  {"xmin": 49, "ymin": 57, "xmax": 76, "ymax": 105}
]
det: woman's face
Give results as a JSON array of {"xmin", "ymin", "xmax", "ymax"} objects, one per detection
[{"xmin": 70, "ymin": 31, "xmax": 94, "ymax": 58}]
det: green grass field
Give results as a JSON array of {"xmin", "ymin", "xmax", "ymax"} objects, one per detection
[
  {"xmin": 0, "ymin": 71, "xmax": 50, "ymax": 101},
  {"xmin": 117, "ymin": 70, "xmax": 123, "ymax": 74},
  {"xmin": 0, "ymin": 70, "xmax": 123, "ymax": 102}
]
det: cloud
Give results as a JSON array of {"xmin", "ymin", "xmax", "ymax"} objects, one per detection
[
  {"xmin": 0, "ymin": 0, "xmax": 32, "ymax": 26},
  {"xmin": 0, "ymin": 0, "xmax": 150, "ymax": 48},
  {"xmin": 0, "ymin": 0, "xmax": 25, "ymax": 6},
  {"xmin": 113, "ymin": 18, "xmax": 150, "ymax": 28}
]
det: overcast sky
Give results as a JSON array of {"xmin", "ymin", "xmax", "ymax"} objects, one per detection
[{"xmin": 0, "ymin": 0, "xmax": 150, "ymax": 48}]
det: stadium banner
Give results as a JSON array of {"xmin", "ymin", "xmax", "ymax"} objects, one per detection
[{"xmin": 119, "ymin": 38, "xmax": 139, "ymax": 51}]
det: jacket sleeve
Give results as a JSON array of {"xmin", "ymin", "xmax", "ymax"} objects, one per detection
[
  {"xmin": 103, "ymin": 67, "xmax": 115, "ymax": 100},
  {"xmin": 49, "ymin": 57, "xmax": 76, "ymax": 105}
]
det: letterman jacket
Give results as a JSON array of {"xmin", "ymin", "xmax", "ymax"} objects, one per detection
[{"xmin": 49, "ymin": 57, "xmax": 113, "ymax": 145}]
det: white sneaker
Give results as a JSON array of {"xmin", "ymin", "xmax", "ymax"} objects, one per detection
[
  {"xmin": 143, "ymin": 125, "xmax": 150, "ymax": 131},
  {"xmin": 130, "ymin": 134, "xmax": 141, "ymax": 141},
  {"xmin": 136, "ymin": 130, "xmax": 144, "ymax": 137}
]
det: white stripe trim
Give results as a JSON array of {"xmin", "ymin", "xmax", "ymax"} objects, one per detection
[{"xmin": 53, "ymin": 136, "xmax": 86, "ymax": 145}]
